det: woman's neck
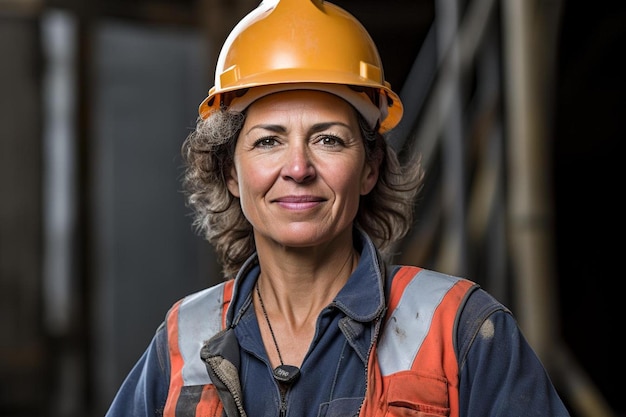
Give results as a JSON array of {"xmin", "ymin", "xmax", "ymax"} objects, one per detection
[
  {"xmin": 253, "ymin": 230, "xmax": 359, "ymax": 328},
  {"xmin": 252, "ymin": 241, "xmax": 359, "ymax": 369}
]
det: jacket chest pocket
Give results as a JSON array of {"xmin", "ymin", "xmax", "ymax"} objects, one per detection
[{"xmin": 383, "ymin": 371, "xmax": 450, "ymax": 417}]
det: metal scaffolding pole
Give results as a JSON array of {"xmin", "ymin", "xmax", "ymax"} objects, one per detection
[{"xmin": 502, "ymin": 1, "xmax": 615, "ymax": 416}]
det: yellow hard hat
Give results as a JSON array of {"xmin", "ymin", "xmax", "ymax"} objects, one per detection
[{"xmin": 199, "ymin": 0, "xmax": 403, "ymax": 133}]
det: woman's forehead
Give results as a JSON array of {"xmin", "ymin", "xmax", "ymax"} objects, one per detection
[{"xmin": 245, "ymin": 90, "xmax": 359, "ymax": 123}]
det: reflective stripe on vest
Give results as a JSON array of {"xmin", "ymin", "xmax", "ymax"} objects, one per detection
[
  {"xmin": 164, "ymin": 279, "xmax": 234, "ymax": 417},
  {"xmin": 360, "ymin": 266, "xmax": 475, "ymax": 417}
]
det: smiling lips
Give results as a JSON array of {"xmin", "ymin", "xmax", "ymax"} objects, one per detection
[{"xmin": 273, "ymin": 195, "xmax": 326, "ymax": 210}]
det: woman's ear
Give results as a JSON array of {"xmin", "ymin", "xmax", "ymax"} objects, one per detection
[
  {"xmin": 360, "ymin": 153, "xmax": 381, "ymax": 196},
  {"xmin": 226, "ymin": 165, "xmax": 240, "ymax": 197}
]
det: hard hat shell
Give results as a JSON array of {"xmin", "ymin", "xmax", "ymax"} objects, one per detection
[{"xmin": 199, "ymin": 0, "xmax": 403, "ymax": 133}]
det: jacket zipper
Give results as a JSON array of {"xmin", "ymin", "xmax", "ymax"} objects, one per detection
[{"xmin": 279, "ymin": 385, "xmax": 288, "ymax": 417}]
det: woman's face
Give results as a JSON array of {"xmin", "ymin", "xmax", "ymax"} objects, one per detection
[{"xmin": 227, "ymin": 89, "xmax": 379, "ymax": 249}]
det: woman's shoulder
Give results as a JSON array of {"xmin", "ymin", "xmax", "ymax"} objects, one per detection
[
  {"xmin": 388, "ymin": 265, "xmax": 479, "ymax": 299},
  {"xmin": 389, "ymin": 265, "xmax": 513, "ymax": 349},
  {"xmin": 162, "ymin": 279, "xmax": 235, "ymax": 323}
]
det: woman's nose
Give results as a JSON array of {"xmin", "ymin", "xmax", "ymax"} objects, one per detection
[{"xmin": 281, "ymin": 144, "xmax": 316, "ymax": 183}]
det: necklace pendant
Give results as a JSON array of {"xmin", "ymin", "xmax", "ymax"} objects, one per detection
[{"xmin": 273, "ymin": 364, "xmax": 300, "ymax": 384}]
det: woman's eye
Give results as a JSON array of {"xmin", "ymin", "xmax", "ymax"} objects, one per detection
[
  {"xmin": 318, "ymin": 135, "xmax": 344, "ymax": 147},
  {"xmin": 253, "ymin": 137, "xmax": 278, "ymax": 148}
]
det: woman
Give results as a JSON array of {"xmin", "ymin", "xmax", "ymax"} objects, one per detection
[{"xmin": 106, "ymin": 0, "xmax": 571, "ymax": 416}]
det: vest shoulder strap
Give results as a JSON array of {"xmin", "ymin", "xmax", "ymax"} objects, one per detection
[
  {"xmin": 163, "ymin": 279, "xmax": 235, "ymax": 417},
  {"xmin": 377, "ymin": 266, "xmax": 476, "ymax": 375}
]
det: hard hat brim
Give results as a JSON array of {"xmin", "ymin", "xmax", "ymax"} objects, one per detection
[{"xmin": 199, "ymin": 81, "xmax": 402, "ymax": 133}]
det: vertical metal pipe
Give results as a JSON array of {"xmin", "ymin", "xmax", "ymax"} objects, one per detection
[
  {"xmin": 503, "ymin": 2, "xmax": 617, "ymax": 416},
  {"xmin": 434, "ymin": 0, "xmax": 467, "ymax": 275},
  {"xmin": 502, "ymin": 0, "xmax": 556, "ymax": 358}
]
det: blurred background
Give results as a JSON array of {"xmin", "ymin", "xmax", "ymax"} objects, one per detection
[{"xmin": 0, "ymin": 0, "xmax": 623, "ymax": 416}]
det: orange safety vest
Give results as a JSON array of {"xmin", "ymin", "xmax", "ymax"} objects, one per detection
[{"xmin": 163, "ymin": 266, "xmax": 476, "ymax": 417}]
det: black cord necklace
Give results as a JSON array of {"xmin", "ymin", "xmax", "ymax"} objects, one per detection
[{"xmin": 255, "ymin": 282, "xmax": 301, "ymax": 385}]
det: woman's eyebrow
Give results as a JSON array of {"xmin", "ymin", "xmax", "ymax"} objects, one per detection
[
  {"xmin": 245, "ymin": 124, "xmax": 286, "ymax": 135},
  {"xmin": 245, "ymin": 121, "xmax": 351, "ymax": 136},
  {"xmin": 309, "ymin": 121, "xmax": 351, "ymax": 133}
]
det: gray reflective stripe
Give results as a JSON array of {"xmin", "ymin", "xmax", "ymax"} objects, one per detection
[
  {"xmin": 177, "ymin": 283, "xmax": 226, "ymax": 386},
  {"xmin": 377, "ymin": 269, "xmax": 460, "ymax": 376}
]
